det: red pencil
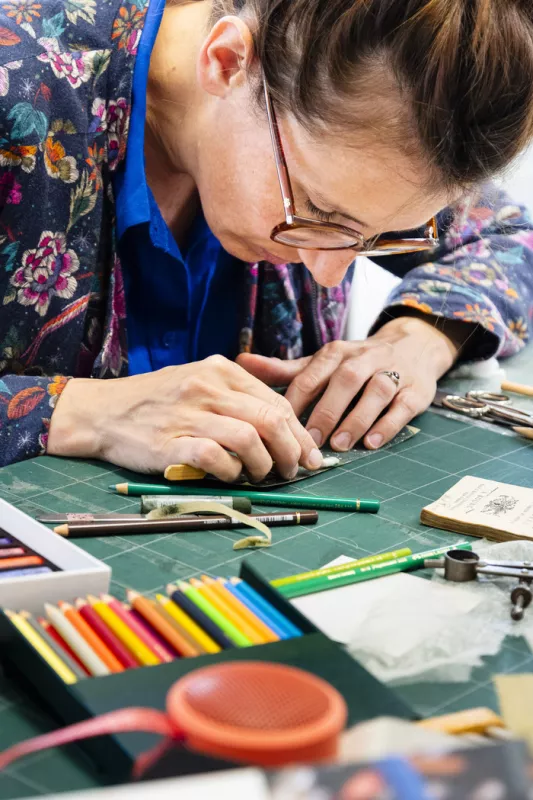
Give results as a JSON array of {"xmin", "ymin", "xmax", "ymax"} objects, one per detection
[
  {"xmin": 75, "ymin": 599, "xmax": 139, "ymax": 669},
  {"xmin": 100, "ymin": 594, "xmax": 175, "ymax": 663},
  {"xmin": 37, "ymin": 618, "xmax": 90, "ymax": 676}
]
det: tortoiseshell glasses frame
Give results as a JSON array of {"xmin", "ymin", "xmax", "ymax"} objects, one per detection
[{"xmin": 263, "ymin": 76, "xmax": 439, "ymax": 255}]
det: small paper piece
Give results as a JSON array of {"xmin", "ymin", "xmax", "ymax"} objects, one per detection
[
  {"xmin": 166, "ymin": 502, "xmax": 272, "ymax": 550},
  {"xmin": 494, "ymin": 674, "xmax": 533, "ymax": 753},
  {"xmin": 421, "ymin": 476, "xmax": 533, "ymax": 542}
]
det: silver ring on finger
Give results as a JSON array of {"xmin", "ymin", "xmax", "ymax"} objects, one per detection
[{"xmin": 379, "ymin": 370, "xmax": 400, "ymax": 389}]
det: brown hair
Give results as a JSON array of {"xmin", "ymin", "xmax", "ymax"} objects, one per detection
[{"xmin": 211, "ymin": 0, "xmax": 533, "ymax": 191}]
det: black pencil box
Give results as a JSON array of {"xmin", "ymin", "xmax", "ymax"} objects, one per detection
[{"xmin": 0, "ymin": 560, "xmax": 415, "ymax": 782}]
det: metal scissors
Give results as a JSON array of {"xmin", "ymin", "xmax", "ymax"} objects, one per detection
[{"xmin": 433, "ymin": 389, "xmax": 533, "ymax": 428}]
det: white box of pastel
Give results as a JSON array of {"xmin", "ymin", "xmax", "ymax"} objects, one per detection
[{"xmin": 0, "ymin": 499, "xmax": 110, "ymax": 614}]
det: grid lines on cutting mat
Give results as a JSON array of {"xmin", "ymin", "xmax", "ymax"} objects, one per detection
[{"xmin": 0, "ymin": 410, "xmax": 532, "ymax": 796}]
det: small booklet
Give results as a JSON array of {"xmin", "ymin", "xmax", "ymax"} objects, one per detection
[{"xmin": 420, "ymin": 476, "xmax": 533, "ymax": 541}]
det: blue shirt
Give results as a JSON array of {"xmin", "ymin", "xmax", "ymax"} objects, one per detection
[{"xmin": 113, "ymin": 0, "xmax": 243, "ymax": 376}]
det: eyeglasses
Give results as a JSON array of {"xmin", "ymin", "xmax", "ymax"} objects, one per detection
[{"xmin": 263, "ymin": 77, "xmax": 439, "ymax": 256}]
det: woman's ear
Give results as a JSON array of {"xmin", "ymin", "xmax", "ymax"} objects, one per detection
[{"xmin": 197, "ymin": 16, "xmax": 255, "ymax": 97}]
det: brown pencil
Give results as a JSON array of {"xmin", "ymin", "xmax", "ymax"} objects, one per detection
[{"xmin": 53, "ymin": 511, "xmax": 318, "ymax": 537}]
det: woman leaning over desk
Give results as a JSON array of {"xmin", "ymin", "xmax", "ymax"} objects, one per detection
[{"xmin": 1, "ymin": 0, "xmax": 533, "ymax": 478}]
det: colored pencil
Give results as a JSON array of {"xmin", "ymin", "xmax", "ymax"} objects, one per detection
[
  {"xmin": 45, "ymin": 604, "xmax": 111, "ymax": 677},
  {"xmin": 190, "ymin": 578, "xmax": 261, "ymax": 645},
  {"xmin": 20, "ymin": 613, "xmax": 87, "ymax": 680},
  {"xmin": 53, "ymin": 511, "xmax": 318, "ymax": 538},
  {"xmin": 58, "ymin": 602, "xmax": 124, "ymax": 673},
  {"xmin": 87, "ymin": 595, "xmax": 160, "ymax": 667},
  {"xmin": 100, "ymin": 594, "xmax": 175, "ymax": 663},
  {"xmin": 155, "ymin": 594, "xmax": 220, "ymax": 654},
  {"xmin": 270, "ymin": 547, "xmax": 413, "ymax": 588},
  {"xmin": 128, "ymin": 609, "xmax": 180, "ymax": 658},
  {"xmin": 166, "ymin": 584, "xmax": 236, "ymax": 650},
  {"xmin": 176, "ymin": 581, "xmax": 252, "ymax": 647},
  {"xmin": 126, "ymin": 591, "xmax": 199, "ymax": 657},
  {"xmin": 276, "ymin": 542, "xmax": 475, "ymax": 598},
  {"xmin": 502, "ymin": 380, "xmax": 533, "ymax": 399},
  {"xmin": 229, "ymin": 578, "xmax": 303, "ymax": 638},
  {"xmin": 38, "ymin": 618, "xmax": 90, "ymax": 675},
  {"xmin": 222, "ymin": 580, "xmax": 289, "ymax": 640},
  {"xmin": 5, "ymin": 610, "xmax": 78, "ymax": 684},
  {"xmin": 76, "ymin": 599, "xmax": 139, "ymax": 669},
  {"xmin": 38, "ymin": 513, "xmax": 145, "ymax": 524},
  {"xmin": 0, "ymin": 555, "xmax": 43, "ymax": 570},
  {"xmin": 0, "ymin": 548, "xmax": 25, "ymax": 558},
  {"xmin": 513, "ymin": 426, "xmax": 533, "ymax": 441},
  {"xmin": 110, "ymin": 483, "xmax": 380, "ymax": 513},
  {"xmin": 204, "ymin": 576, "xmax": 279, "ymax": 643},
  {"xmin": 0, "ymin": 567, "xmax": 51, "ymax": 580},
  {"xmin": 0, "ymin": 538, "xmax": 12, "ymax": 546}
]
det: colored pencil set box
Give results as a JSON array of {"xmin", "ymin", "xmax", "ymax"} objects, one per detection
[
  {"xmin": 0, "ymin": 557, "xmax": 414, "ymax": 781},
  {"xmin": 0, "ymin": 500, "xmax": 110, "ymax": 611}
]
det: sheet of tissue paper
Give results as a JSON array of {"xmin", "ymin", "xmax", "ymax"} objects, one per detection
[{"xmin": 346, "ymin": 541, "xmax": 533, "ymax": 685}]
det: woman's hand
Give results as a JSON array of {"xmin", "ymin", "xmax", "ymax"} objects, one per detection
[
  {"xmin": 47, "ymin": 355, "xmax": 323, "ymax": 481},
  {"xmin": 237, "ymin": 316, "xmax": 466, "ymax": 451}
]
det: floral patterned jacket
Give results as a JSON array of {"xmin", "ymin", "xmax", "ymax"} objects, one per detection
[{"xmin": 0, "ymin": 0, "xmax": 533, "ymax": 467}]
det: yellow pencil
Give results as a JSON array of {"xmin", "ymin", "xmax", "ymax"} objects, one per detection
[
  {"xmin": 202, "ymin": 576, "xmax": 278, "ymax": 643},
  {"xmin": 87, "ymin": 595, "xmax": 160, "ymax": 667},
  {"xmin": 5, "ymin": 610, "xmax": 78, "ymax": 685},
  {"xmin": 155, "ymin": 594, "xmax": 221, "ymax": 654},
  {"xmin": 190, "ymin": 578, "xmax": 264, "ymax": 645}
]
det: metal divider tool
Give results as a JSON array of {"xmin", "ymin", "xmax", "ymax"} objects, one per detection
[{"xmin": 424, "ymin": 550, "xmax": 533, "ymax": 621}]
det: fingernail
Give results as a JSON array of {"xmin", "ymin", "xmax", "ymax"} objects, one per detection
[
  {"xmin": 332, "ymin": 432, "xmax": 352, "ymax": 451},
  {"xmin": 308, "ymin": 448, "xmax": 323, "ymax": 469},
  {"xmin": 367, "ymin": 433, "xmax": 383, "ymax": 449},
  {"xmin": 288, "ymin": 465, "xmax": 299, "ymax": 479},
  {"xmin": 308, "ymin": 428, "xmax": 323, "ymax": 447}
]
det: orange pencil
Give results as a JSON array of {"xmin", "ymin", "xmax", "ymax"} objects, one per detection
[
  {"xmin": 58, "ymin": 601, "xmax": 124, "ymax": 673},
  {"xmin": 126, "ymin": 591, "xmax": 200, "ymax": 658},
  {"xmin": 206, "ymin": 576, "xmax": 279, "ymax": 643},
  {"xmin": 191, "ymin": 578, "xmax": 264, "ymax": 645}
]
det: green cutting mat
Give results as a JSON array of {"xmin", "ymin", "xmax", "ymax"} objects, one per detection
[{"xmin": 1, "ymin": 410, "xmax": 533, "ymax": 797}]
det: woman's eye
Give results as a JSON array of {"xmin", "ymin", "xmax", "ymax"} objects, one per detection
[{"xmin": 305, "ymin": 199, "xmax": 337, "ymax": 223}]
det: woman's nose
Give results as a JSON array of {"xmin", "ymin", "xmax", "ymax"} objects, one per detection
[{"xmin": 297, "ymin": 249, "xmax": 355, "ymax": 288}]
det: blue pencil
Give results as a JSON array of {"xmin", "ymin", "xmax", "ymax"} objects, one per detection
[
  {"xmin": 224, "ymin": 580, "xmax": 290, "ymax": 640},
  {"xmin": 229, "ymin": 578, "xmax": 302, "ymax": 638},
  {"xmin": 166, "ymin": 583, "xmax": 236, "ymax": 650}
]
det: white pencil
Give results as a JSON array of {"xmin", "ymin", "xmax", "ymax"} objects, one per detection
[{"xmin": 44, "ymin": 603, "xmax": 110, "ymax": 677}]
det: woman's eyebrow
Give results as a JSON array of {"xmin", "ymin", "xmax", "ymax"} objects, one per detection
[{"xmin": 310, "ymin": 189, "xmax": 368, "ymax": 228}]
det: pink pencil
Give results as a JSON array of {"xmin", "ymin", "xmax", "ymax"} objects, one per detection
[
  {"xmin": 100, "ymin": 594, "xmax": 175, "ymax": 663},
  {"xmin": 75, "ymin": 599, "xmax": 139, "ymax": 670}
]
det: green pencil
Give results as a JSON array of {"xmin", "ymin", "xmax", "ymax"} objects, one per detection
[
  {"xmin": 276, "ymin": 542, "xmax": 474, "ymax": 598},
  {"xmin": 176, "ymin": 581, "xmax": 252, "ymax": 647},
  {"xmin": 271, "ymin": 547, "xmax": 413, "ymax": 588},
  {"xmin": 110, "ymin": 483, "xmax": 380, "ymax": 513}
]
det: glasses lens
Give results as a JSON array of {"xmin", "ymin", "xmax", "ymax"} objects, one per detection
[{"xmin": 273, "ymin": 225, "xmax": 359, "ymax": 249}]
